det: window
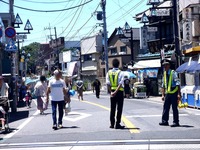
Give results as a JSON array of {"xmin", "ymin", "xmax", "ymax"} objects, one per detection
[
  {"xmin": 110, "ymin": 48, "xmax": 117, "ymax": 55},
  {"xmin": 185, "ymin": 73, "xmax": 194, "ymax": 86},
  {"xmin": 120, "ymin": 46, "xmax": 127, "ymax": 54},
  {"xmin": 83, "ymin": 54, "xmax": 92, "ymax": 61}
]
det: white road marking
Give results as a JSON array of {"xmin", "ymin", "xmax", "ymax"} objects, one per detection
[
  {"xmin": 63, "ymin": 111, "xmax": 91, "ymax": 122},
  {"xmin": 2, "ymin": 110, "xmax": 40, "ymax": 141}
]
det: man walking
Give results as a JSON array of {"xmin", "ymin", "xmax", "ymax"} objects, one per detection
[
  {"xmin": 106, "ymin": 59, "xmax": 125, "ymax": 129},
  {"xmin": 47, "ymin": 70, "xmax": 68, "ymax": 130},
  {"xmin": 92, "ymin": 78, "xmax": 101, "ymax": 98},
  {"xmin": 159, "ymin": 60, "xmax": 181, "ymax": 127},
  {"xmin": 76, "ymin": 77, "xmax": 84, "ymax": 101}
]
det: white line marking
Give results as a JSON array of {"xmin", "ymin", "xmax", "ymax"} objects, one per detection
[
  {"xmin": 3, "ymin": 110, "xmax": 40, "ymax": 140},
  {"xmin": 63, "ymin": 111, "xmax": 91, "ymax": 122}
]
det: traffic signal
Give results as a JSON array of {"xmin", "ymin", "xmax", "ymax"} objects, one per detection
[{"xmin": 97, "ymin": 11, "xmax": 103, "ymax": 20}]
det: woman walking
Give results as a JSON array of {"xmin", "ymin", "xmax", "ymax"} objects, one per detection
[{"xmin": 34, "ymin": 76, "xmax": 48, "ymax": 115}]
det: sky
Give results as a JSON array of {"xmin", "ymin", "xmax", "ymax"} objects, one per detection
[{"xmin": 0, "ymin": 0, "xmax": 149, "ymax": 46}]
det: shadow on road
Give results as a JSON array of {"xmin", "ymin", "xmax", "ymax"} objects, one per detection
[
  {"xmin": 61, "ymin": 126, "xmax": 79, "ymax": 129},
  {"xmin": 8, "ymin": 110, "xmax": 29, "ymax": 123},
  {"xmin": 179, "ymin": 125, "xmax": 194, "ymax": 128},
  {"xmin": 0, "ymin": 128, "xmax": 18, "ymax": 135},
  {"xmin": 124, "ymin": 127, "xmax": 140, "ymax": 130}
]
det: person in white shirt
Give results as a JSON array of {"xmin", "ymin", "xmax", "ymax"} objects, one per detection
[
  {"xmin": 34, "ymin": 76, "xmax": 48, "ymax": 115},
  {"xmin": 46, "ymin": 70, "xmax": 68, "ymax": 130}
]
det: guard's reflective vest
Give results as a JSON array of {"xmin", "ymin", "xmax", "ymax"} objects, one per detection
[
  {"xmin": 108, "ymin": 70, "xmax": 124, "ymax": 91},
  {"xmin": 164, "ymin": 70, "xmax": 178, "ymax": 94}
]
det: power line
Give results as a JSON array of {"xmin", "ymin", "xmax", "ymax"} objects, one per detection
[
  {"xmin": 59, "ymin": 0, "xmax": 84, "ymax": 36},
  {"xmin": 0, "ymin": 0, "xmax": 93, "ymax": 12},
  {"xmin": 18, "ymin": 0, "xmax": 74, "ymax": 4}
]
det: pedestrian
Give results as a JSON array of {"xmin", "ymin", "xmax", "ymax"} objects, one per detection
[
  {"xmin": 92, "ymin": 78, "xmax": 101, "ymax": 98},
  {"xmin": 0, "ymin": 76, "xmax": 9, "ymax": 130},
  {"xmin": 159, "ymin": 60, "xmax": 181, "ymax": 127},
  {"xmin": 144, "ymin": 76, "xmax": 151, "ymax": 98},
  {"xmin": 0, "ymin": 76, "xmax": 9, "ymax": 97},
  {"xmin": 124, "ymin": 76, "xmax": 130, "ymax": 98},
  {"xmin": 64, "ymin": 76, "xmax": 72, "ymax": 115},
  {"xmin": 76, "ymin": 77, "xmax": 84, "ymax": 101},
  {"xmin": 46, "ymin": 70, "xmax": 68, "ymax": 130},
  {"xmin": 24, "ymin": 88, "xmax": 32, "ymax": 109},
  {"xmin": 34, "ymin": 76, "xmax": 48, "ymax": 115},
  {"xmin": 106, "ymin": 59, "xmax": 125, "ymax": 129},
  {"xmin": 19, "ymin": 81, "xmax": 27, "ymax": 102}
]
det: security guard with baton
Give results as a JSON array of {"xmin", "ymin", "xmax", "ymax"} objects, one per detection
[
  {"xmin": 159, "ymin": 59, "xmax": 181, "ymax": 127},
  {"xmin": 106, "ymin": 59, "xmax": 125, "ymax": 129}
]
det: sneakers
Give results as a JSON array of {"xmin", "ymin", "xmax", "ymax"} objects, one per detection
[
  {"xmin": 115, "ymin": 124, "xmax": 125, "ymax": 129},
  {"xmin": 52, "ymin": 124, "xmax": 57, "ymax": 130},
  {"xmin": 58, "ymin": 124, "xmax": 63, "ymax": 129},
  {"xmin": 171, "ymin": 123, "xmax": 180, "ymax": 127},
  {"xmin": 159, "ymin": 122, "xmax": 169, "ymax": 126}
]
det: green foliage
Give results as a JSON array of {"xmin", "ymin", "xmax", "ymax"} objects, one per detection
[{"xmin": 21, "ymin": 42, "xmax": 40, "ymax": 70}]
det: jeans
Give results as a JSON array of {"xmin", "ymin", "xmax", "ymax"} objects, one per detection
[{"xmin": 51, "ymin": 100, "xmax": 65, "ymax": 125}]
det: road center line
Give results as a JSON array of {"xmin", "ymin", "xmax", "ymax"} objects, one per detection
[{"xmin": 80, "ymin": 100, "xmax": 140, "ymax": 134}]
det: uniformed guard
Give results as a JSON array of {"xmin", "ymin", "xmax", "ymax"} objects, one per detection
[
  {"xmin": 159, "ymin": 60, "xmax": 181, "ymax": 127},
  {"xmin": 106, "ymin": 59, "xmax": 125, "ymax": 129}
]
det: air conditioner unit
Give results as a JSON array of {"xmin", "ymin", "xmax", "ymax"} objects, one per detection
[{"xmin": 192, "ymin": 20, "xmax": 200, "ymax": 37}]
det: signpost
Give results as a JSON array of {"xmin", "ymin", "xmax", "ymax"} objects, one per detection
[
  {"xmin": 5, "ymin": 27, "xmax": 16, "ymax": 38},
  {"xmin": 155, "ymin": 9, "xmax": 170, "ymax": 16},
  {"xmin": 16, "ymin": 34, "xmax": 27, "ymax": 40},
  {"xmin": 147, "ymin": 27, "xmax": 158, "ymax": 32}
]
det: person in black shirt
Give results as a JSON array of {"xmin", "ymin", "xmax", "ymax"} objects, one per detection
[
  {"xmin": 92, "ymin": 78, "xmax": 101, "ymax": 98},
  {"xmin": 124, "ymin": 76, "xmax": 130, "ymax": 98}
]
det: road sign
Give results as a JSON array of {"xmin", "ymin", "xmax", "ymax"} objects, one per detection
[
  {"xmin": 5, "ymin": 39, "xmax": 17, "ymax": 52},
  {"xmin": 5, "ymin": 27, "xmax": 16, "ymax": 38},
  {"xmin": 24, "ymin": 19, "xmax": 33, "ymax": 31},
  {"xmin": 0, "ymin": 28, "xmax": 2, "ymax": 38},
  {"xmin": 156, "ymin": 9, "xmax": 170, "ymax": 16},
  {"xmin": 16, "ymin": 34, "xmax": 27, "ymax": 40},
  {"xmin": 147, "ymin": 27, "xmax": 158, "ymax": 32}
]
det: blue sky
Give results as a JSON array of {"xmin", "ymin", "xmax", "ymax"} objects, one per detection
[{"xmin": 0, "ymin": 0, "xmax": 149, "ymax": 46}]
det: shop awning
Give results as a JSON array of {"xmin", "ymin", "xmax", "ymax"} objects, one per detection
[
  {"xmin": 187, "ymin": 61, "xmax": 200, "ymax": 73},
  {"xmin": 183, "ymin": 46, "xmax": 200, "ymax": 54},
  {"xmin": 130, "ymin": 59, "xmax": 161, "ymax": 69},
  {"xmin": 176, "ymin": 61, "xmax": 197, "ymax": 73}
]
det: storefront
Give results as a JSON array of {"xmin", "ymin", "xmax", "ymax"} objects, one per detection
[
  {"xmin": 176, "ymin": 45, "xmax": 200, "ymax": 108},
  {"xmin": 130, "ymin": 59, "xmax": 162, "ymax": 96}
]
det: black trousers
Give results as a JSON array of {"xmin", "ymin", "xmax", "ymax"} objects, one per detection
[
  {"xmin": 95, "ymin": 89, "xmax": 100, "ymax": 98},
  {"xmin": 162, "ymin": 92, "xmax": 179, "ymax": 124},
  {"xmin": 110, "ymin": 90, "xmax": 124, "ymax": 126}
]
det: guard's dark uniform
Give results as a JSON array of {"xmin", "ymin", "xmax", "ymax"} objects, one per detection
[
  {"xmin": 160, "ymin": 69, "xmax": 180, "ymax": 126},
  {"xmin": 106, "ymin": 68, "xmax": 124, "ymax": 128}
]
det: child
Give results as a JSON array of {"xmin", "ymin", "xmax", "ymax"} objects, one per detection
[
  {"xmin": 25, "ymin": 90, "xmax": 32, "ymax": 108},
  {"xmin": 0, "ymin": 106, "xmax": 6, "ymax": 130}
]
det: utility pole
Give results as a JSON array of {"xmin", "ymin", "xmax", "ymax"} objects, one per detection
[
  {"xmin": 54, "ymin": 27, "xmax": 59, "ymax": 69},
  {"xmin": 101, "ymin": 0, "xmax": 109, "ymax": 74},
  {"xmin": 9, "ymin": 0, "xmax": 17, "ymax": 112},
  {"xmin": 172, "ymin": 0, "xmax": 181, "ymax": 67}
]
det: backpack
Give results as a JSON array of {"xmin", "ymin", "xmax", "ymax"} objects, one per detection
[{"xmin": 33, "ymin": 87, "xmax": 40, "ymax": 97}]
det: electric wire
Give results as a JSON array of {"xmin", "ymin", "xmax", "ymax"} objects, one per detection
[
  {"xmin": 18, "ymin": 0, "xmax": 74, "ymax": 4},
  {"xmin": 59, "ymin": 0, "xmax": 84, "ymax": 36},
  {"xmin": 0, "ymin": 0, "xmax": 93, "ymax": 12}
]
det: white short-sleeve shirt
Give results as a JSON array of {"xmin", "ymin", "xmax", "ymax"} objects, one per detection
[{"xmin": 48, "ymin": 78, "xmax": 66, "ymax": 101}]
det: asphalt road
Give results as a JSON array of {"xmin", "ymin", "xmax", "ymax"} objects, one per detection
[{"xmin": 0, "ymin": 91, "xmax": 200, "ymax": 150}]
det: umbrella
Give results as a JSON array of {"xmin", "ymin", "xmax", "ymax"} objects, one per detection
[{"xmin": 123, "ymin": 71, "xmax": 137, "ymax": 79}]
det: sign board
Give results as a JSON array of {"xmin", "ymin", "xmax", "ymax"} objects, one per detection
[
  {"xmin": 120, "ymin": 38, "xmax": 129, "ymax": 43},
  {"xmin": 156, "ymin": 9, "xmax": 170, "ymax": 16},
  {"xmin": 5, "ymin": 27, "xmax": 16, "ymax": 38},
  {"xmin": 147, "ymin": 27, "xmax": 158, "ymax": 32},
  {"xmin": 0, "ymin": 28, "xmax": 2, "ymax": 38},
  {"xmin": 16, "ymin": 34, "xmax": 27, "ymax": 40},
  {"xmin": 5, "ymin": 39, "xmax": 17, "ymax": 52}
]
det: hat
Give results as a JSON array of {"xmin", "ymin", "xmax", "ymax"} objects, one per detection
[
  {"xmin": 54, "ymin": 70, "xmax": 61, "ymax": 76},
  {"xmin": 162, "ymin": 60, "xmax": 170, "ymax": 65},
  {"xmin": 0, "ymin": 76, "xmax": 4, "ymax": 80}
]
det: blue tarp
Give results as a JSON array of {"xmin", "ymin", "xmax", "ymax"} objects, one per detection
[
  {"xmin": 187, "ymin": 61, "xmax": 200, "ymax": 73},
  {"xmin": 123, "ymin": 71, "xmax": 137, "ymax": 78},
  {"xmin": 25, "ymin": 77, "xmax": 39, "ymax": 85},
  {"xmin": 176, "ymin": 61, "xmax": 197, "ymax": 73}
]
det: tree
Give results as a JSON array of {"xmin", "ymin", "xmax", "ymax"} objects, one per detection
[{"xmin": 21, "ymin": 42, "xmax": 40, "ymax": 74}]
